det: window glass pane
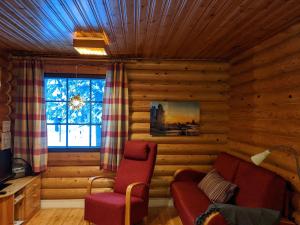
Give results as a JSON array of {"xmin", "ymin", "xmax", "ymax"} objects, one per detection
[
  {"xmin": 68, "ymin": 79, "xmax": 90, "ymax": 101},
  {"xmin": 91, "ymin": 79, "xmax": 105, "ymax": 101},
  {"xmin": 68, "ymin": 103, "xmax": 90, "ymax": 124},
  {"xmin": 91, "ymin": 103, "xmax": 102, "ymax": 124},
  {"xmin": 45, "ymin": 76, "xmax": 104, "ymax": 150},
  {"xmin": 91, "ymin": 125, "xmax": 101, "ymax": 147},
  {"xmin": 45, "ymin": 78, "xmax": 67, "ymax": 101},
  {"xmin": 46, "ymin": 102, "xmax": 67, "ymax": 123},
  {"xmin": 68, "ymin": 125, "xmax": 90, "ymax": 146},
  {"xmin": 47, "ymin": 125, "xmax": 66, "ymax": 146}
]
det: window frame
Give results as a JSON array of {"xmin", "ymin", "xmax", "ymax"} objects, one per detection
[{"xmin": 44, "ymin": 73, "xmax": 105, "ymax": 152}]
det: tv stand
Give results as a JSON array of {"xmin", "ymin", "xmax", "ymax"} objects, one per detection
[
  {"xmin": 0, "ymin": 176, "xmax": 41, "ymax": 225},
  {"xmin": 0, "ymin": 183, "xmax": 11, "ymax": 191}
]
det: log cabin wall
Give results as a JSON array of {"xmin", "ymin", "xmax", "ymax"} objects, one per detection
[
  {"xmin": 42, "ymin": 60, "xmax": 230, "ymax": 201},
  {"xmin": 228, "ymin": 22, "xmax": 300, "ymax": 223},
  {"xmin": 0, "ymin": 52, "xmax": 12, "ymax": 132}
]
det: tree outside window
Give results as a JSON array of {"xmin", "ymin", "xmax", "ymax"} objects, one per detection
[{"xmin": 45, "ymin": 76, "xmax": 105, "ymax": 151}]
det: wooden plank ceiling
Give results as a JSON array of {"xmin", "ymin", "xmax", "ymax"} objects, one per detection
[{"xmin": 0, "ymin": 0, "xmax": 300, "ymax": 60}]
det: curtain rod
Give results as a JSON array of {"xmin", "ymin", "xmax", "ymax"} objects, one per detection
[
  {"xmin": 11, "ymin": 56, "xmax": 124, "ymax": 63},
  {"xmin": 10, "ymin": 55, "xmax": 226, "ymax": 63}
]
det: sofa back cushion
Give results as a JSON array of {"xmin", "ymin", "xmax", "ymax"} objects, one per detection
[
  {"xmin": 213, "ymin": 152, "xmax": 241, "ymax": 182},
  {"xmin": 234, "ymin": 161, "xmax": 286, "ymax": 211}
]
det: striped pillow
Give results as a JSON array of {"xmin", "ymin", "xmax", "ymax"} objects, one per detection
[{"xmin": 198, "ymin": 169, "xmax": 237, "ymax": 203}]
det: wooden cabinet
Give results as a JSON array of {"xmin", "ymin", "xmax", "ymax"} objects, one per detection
[
  {"xmin": 0, "ymin": 196, "xmax": 14, "ymax": 225},
  {"xmin": 0, "ymin": 176, "xmax": 41, "ymax": 225},
  {"xmin": 24, "ymin": 177, "xmax": 41, "ymax": 221}
]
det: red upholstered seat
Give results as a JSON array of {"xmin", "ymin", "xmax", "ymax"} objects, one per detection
[
  {"xmin": 85, "ymin": 192, "xmax": 146, "ymax": 225},
  {"xmin": 84, "ymin": 141, "xmax": 157, "ymax": 225}
]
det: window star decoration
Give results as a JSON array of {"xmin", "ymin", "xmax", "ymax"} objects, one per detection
[{"xmin": 69, "ymin": 94, "xmax": 84, "ymax": 110}]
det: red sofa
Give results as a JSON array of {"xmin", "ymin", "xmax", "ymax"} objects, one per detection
[{"xmin": 170, "ymin": 152, "xmax": 294, "ymax": 225}]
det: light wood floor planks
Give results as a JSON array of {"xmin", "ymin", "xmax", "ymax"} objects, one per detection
[{"xmin": 27, "ymin": 207, "xmax": 183, "ymax": 225}]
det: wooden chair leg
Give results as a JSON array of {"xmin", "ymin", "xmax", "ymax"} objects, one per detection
[{"xmin": 143, "ymin": 216, "xmax": 148, "ymax": 225}]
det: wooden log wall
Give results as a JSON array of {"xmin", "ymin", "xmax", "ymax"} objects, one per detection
[
  {"xmin": 0, "ymin": 52, "xmax": 12, "ymax": 132},
  {"xmin": 41, "ymin": 60, "xmax": 230, "ymax": 200},
  {"xmin": 228, "ymin": 22, "xmax": 300, "ymax": 224}
]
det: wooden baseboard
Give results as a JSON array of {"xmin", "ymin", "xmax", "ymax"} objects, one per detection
[{"xmin": 41, "ymin": 198, "xmax": 174, "ymax": 209}]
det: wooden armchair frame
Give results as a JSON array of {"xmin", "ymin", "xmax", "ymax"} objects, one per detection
[
  {"xmin": 125, "ymin": 182, "xmax": 149, "ymax": 225},
  {"xmin": 86, "ymin": 176, "xmax": 148, "ymax": 225},
  {"xmin": 87, "ymin": 175, "xmax": 115, "ymax": 195}
]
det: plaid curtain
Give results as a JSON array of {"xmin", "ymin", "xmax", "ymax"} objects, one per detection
[
  {"xmin": 100, "ymin": 63, "xmax": 129, "ymax": 172},
  {"xmin": 14, "ymin": 60, "xmax": 48, "ymax": 173}
]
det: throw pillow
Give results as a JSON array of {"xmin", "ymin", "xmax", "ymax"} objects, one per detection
[{"xmin": 198, "ymin": 169, "xmax": 237, "ymax": 203}]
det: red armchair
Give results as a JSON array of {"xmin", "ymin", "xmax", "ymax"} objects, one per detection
[{"xmin": 84, "ymin": 141, "xmax": 157, "ymax": 225}]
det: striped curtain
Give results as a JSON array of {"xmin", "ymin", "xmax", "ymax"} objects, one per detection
[
  {"xmin": 14, "ymin": 60, "xmax": 48, "ymax": 173},
  {"xmin": 100, "ymin": 63, "xmax": 129, "ymax": 172}
]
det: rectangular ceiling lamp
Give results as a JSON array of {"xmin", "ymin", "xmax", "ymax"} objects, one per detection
[{"xmin": 73, "ymin": 31, "xmax": 109, "ymax": 56}]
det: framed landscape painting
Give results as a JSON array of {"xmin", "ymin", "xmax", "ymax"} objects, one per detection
[{"xmin": 150, "ymin": 101, "xmax": 200, "ymax": 136}]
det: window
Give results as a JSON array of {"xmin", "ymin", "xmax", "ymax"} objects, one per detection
[{"xmin": 45, "ymin": 75, "xmax": 105, "ymax": 151}]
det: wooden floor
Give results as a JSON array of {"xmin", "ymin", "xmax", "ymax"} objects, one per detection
[{"xmin": 27, "ymin": 207, "xmax": 183, "ymax": 225}]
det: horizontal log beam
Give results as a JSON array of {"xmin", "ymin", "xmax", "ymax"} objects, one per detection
[
  {"xmin": 157, "ymin": 143, "xmax": 226, "ymax": 155},
  {"xmin": 130, "ymin": 112, "xmax": 229, "ymax": 123},
  {"xmin": 154, "ymin": 165, "xmax": 212, "ymax": 176},
  {"xmin": 129, "ymin": 80, "xmax": 229, "ymax": 92},
  {"xmin": 130, "ymin": 101, "xmax": 229, "ymax": 112},
  {"xmin": 48, "ymin": 152, "xmax": 100, "ymax": 166},
  {"xmin": 42, "ymin": 177, "xmax": 114, "ymax": 189},
  {"xmin": 130, "ymin": 122, "xmax": 229, "ymax": 134},
  {"xmin": 125, "ymin": 61, "xmax": 229, "ymax": 71},
  {"xmin": 130, "ymin": 91, "xmax": 228, "ymax": 102},
  {"xmin": 130, "ymin": 133, "xmax": 227, "ymax": 144},
  {"xmin": 43, "ymin": 167, "xmax": 114, "ymax": 178},
  {"xmin": 156, "ymin": 155, "xmax": 217, "ymax": 165}
]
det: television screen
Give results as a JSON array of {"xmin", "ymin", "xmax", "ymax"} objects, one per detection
[{"xmin": 0, "ymin": 149, "xmax": 12, "ymax": 184}]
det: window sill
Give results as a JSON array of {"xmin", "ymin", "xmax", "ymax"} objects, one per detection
[{"xmin": 48, "ymin": 147, "xmax": 100, "ymax": 152}]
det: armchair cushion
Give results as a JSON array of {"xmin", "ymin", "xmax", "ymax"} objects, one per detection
[
  {"xmin": 114, "ymin": 142, "xmax": 157, "ymax": 199},
  {"xmin": 124, "ymin": 141, "xmax": 149, "ymax": 160},
  {"xmin": 85, "ymin": 192, "xmax": 147, "ymax": 225}
]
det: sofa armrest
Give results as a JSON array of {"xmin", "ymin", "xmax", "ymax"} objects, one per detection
[
  {"xmin": 280, "ymin": 218, "xmax": 296, "ymax": 225},
  {"xmin": 173, "ymin": 169, "xmax": 206, "ymax": 183},
  {"xmin": 203, "ymin": 212, "xmax": 227, "ymax": 225},
  {"xmin": 203, "ymin": 213, "xmax": 296, "ymax": 225}
]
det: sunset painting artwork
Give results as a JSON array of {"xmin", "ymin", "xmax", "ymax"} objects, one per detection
[{"xmin": 150, "ymin": 101, "xmax": 200, "ymax": 136}]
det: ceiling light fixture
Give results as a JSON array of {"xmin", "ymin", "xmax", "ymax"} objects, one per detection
[{"xmin": 73, "ymin": 31, "xmax": 109, "ymax": 56}]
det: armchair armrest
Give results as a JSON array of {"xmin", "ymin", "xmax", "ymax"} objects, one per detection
[
  {"xmin": 125, "ymin": 182, "xmax": 149, "ymax": 225},
  {"xmin": 173, "ymin": 169, "xmax": 207, "ymax": 183},
  {"xmin": 87, "ymin": 176, "xmax": 115, "ymax": 195}
]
